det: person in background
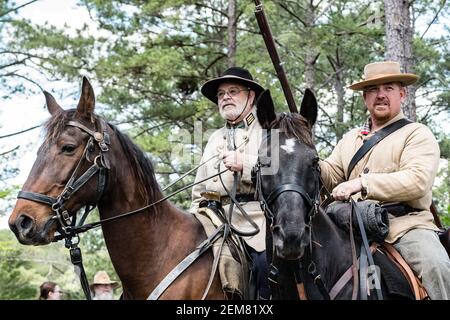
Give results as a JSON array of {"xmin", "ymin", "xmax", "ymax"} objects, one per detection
[
  {"xmin": 38, "ymin": 281, "xmax": 63, "ymax": 300},
  {"xmin": 90, "ymin": 270, "xmax": 120, "ymax": 300}
]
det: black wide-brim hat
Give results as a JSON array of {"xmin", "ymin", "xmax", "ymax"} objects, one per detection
[{"xmin": 201, "ymin": 67, "xmax": 265, "ymax": 104}]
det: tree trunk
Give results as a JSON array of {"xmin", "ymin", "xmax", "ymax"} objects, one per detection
[
  {"xmin": 227, "ymin": 0, "xmax": 237, "ymax": 68},
  {"xmin": 384, "ymin": 0, "xmax": 416, "ymax": 121},
  {"xmin": 327, "ymin": 53, "xmax": 346, "ymax": 141},
  {"xmin": 304, "ymin": 3, "xmax": 317, "ymax": 90}
]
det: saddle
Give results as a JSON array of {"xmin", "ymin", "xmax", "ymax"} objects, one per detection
[
  {"xmin": 374, "ymin": 243, "xmax": 428, "ymax": 300},
  {"xmin": 193, "ymin": 205, "xmax": 249, "ymax": 299}
]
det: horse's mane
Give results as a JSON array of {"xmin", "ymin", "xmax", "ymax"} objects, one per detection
[
  {"xmin": 44, "ymin": 110, "xmax": 162, "ymax": 204},
  {"xmin": 269, "ymin": 112, "xmax": 314, "ymax": 148}
]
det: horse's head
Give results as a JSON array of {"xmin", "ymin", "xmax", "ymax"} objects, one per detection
[
  {"xmin": 254, "ymin": 89, "xmax": 319, "ymax": 260},
  {"xmin": 9, "ymin": 77, "xmax": 110, "ymax": 245}
]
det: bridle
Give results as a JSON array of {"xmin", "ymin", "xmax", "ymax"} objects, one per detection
[
  {"xmin": 14, "ymin": 115, "xmax": 232, "ymax": 300},
  {"xmin": 16, "ymin": 116, "xmax": 111, "ymax": 300},
  {"xmin": 17, "ymin": 117, "xmax": 111, "ymax": 237},
  {"xmin": 251, "ymin": 144, "xmax": 331, "ymax": 300}
]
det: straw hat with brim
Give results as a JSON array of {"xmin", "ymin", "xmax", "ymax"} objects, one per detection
[
  {"xmin": 349, "ymin": 61, "xmax": 419, "ymax": 91},
  {"xmin": 90, "ymin": 271, "xmax": 120, "ymax": 291},
  {"xmin": 201, "ymin": 67, "xmax": 265, "ymax": 104}
]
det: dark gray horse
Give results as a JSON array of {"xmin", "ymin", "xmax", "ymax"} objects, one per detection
[{"xmin": 253, "ymin": 90, "xmax": 414, "ymax": 300}]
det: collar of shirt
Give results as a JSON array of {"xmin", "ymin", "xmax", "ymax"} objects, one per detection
[
  {"xmin": 358, "ymin": 112, "xmax": 406, "ymax": 139},
  {"xmin": 225, "ymin": 107, "xmax": 257, "ymax": 130}
]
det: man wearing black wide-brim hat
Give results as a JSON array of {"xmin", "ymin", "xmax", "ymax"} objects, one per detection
[{"xmin": 190, "ymin": 67, "xmax": 270, "ymax": 299}]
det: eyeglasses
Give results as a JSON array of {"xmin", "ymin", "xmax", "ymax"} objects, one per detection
[{"xmin": 216, "ymin": 87, "xmax": 250, "ymax": 100}]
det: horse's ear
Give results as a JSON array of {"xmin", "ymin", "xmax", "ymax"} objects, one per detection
[
  {"xmin": 43, "ymin": 91, "xmax": 63, "ymax": 116},
  {"xmin": 76, "ymin": 76, "xmax": 95, "ymax": 122},
  {"xmin": 300, "ymin": 88, "xmax": 318, "ymax": 126},
  {"xmin": 256, "ymin": 89, "xmax": 276, "ymax": 129}
]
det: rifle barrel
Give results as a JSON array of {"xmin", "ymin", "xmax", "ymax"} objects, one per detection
[{"xmin": 254, "ymin": 0, "xmax": 298, "ymax": 113}]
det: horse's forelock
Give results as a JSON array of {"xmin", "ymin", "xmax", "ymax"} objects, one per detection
[
  {"xmin": 269, "ymin": 113, "xmax": 314, "ymax": 148},
  {"xmin": 44, "ymin": 109, "xmax": 77, "ymax": 144}
]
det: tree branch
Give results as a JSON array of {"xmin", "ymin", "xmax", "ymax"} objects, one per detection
[
  {"xmin": 0, "ymin": 125, "xmax": 42, "ymax": 139},
  {"xmin": 420, "ymin": 0, "xmax": 447, "ymax": 39},
  {"xmin": 0, "ymin": 0, "xmax": 39, "ymax": 18},
  {"xmin": 0, "ymin": 145, "xmax": 19, "ymax": 157}
]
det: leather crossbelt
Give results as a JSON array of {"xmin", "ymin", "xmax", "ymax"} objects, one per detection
[
  {"xmin": 221, "ymin": 194, "xmax": 255, "ymax": 206},
  {"xmin": 346, "ymin": 118, "xmax": 412, "ymax": 180},
  {"xmin": 380, "ymin": 202, "xmax": 421, "ymax": 217}
]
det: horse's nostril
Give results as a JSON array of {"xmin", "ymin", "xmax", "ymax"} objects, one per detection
[
  {"xmin": 20, "ymin": 216, "xmax": 32, "ymax": 229},
  {"xmin": 16, "ymin": 214, "xmax": 34, "ymax": 234}
]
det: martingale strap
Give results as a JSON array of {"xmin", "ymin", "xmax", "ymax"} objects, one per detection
[{"xmin": 346, "ymin": 118, "xmax": 412, "ymax": 180}]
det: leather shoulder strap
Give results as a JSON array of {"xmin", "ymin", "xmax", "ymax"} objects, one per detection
[{"xmin": 346, "ymin": 118, "xmax": 412, "ymax": 180}]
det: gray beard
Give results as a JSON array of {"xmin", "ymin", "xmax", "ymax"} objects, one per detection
[
  {"xmin": 93, "ymin": 291, "xmax": 114, "ymax": 300},
  {"xmin": 220, "ymin": 107, "xmax": 243, "ymax": 121}
]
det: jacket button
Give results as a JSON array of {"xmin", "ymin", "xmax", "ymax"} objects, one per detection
[
  {"xmin": 213, "ymin": 177, "xmax": 218, "ymax": 182},
  {"xmin": 363, "ymin": 168, "xmax": 369, "ymax": 174}
]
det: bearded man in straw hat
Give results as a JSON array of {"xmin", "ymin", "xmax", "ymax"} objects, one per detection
[
  {"xmin": 320, "ymin": 61, "xmax": 450, "ymax": 299},
  {"xmin": 90, "ymin": 270, "xmax": 120, "ymax": 300},
  {"xmin": 189, "ymin": 67, "xmax": 270, "ymax": 299}
]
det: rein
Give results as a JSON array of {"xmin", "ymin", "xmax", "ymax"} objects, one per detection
[{"xmin": 16, "ymin": 117, "xmax": 228, "ymax": 300}]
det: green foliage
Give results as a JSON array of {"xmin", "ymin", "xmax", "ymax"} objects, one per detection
[
  {"xmin": 439, "ymin": 135, "xmax": 450, "ymax": 159},
  {"xmin": 0, "ymin": 222, "xmax": 117, "ymax": 300},
  {"xmin": 1, "ymin": 0, "xmax": 449, "ymax": 299},
  {"xmin": 433, "ymin": 160, "xmax": 450, "ymax": 227},
  {"xmin": 0, "ymin": 234, "xmax": 36, "ymax": 299}
]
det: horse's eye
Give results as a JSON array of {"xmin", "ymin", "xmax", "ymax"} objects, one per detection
[{"xmin": 62, "ymin": 145, "xmax": 76, "ymax": 154}]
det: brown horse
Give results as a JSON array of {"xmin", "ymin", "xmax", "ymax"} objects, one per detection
[{"xmin": 8, "ymin": 77, "xmax": 224, "ymax": 299}]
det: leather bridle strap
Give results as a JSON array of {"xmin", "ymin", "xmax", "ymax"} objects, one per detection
[
  {"xmin": 17, "ymin": 191, "xmax": 56, "ymax": 206},
  {"xmin": 266, "ymin": 183, "xmax": 313, "ymax": 207}
]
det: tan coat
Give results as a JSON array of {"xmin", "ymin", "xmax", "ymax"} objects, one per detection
[
  {"xmin": 320, "ymin": 112, "xmax": 440, "ymax": 243},
  {"xmin": 190, "ymin": 108, "xmax": 266, "ymax": 252}
]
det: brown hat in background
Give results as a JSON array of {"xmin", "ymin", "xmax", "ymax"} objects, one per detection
[
  {"xmin": 349, "ymin": 61, "xmax": 419, "ymax": 91},
  {"xmin": 90, "ymin": 271, "xmax": 119, "ymax": 291}
]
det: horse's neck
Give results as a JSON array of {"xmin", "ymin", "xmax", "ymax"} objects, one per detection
[
  {"xmin": 310, "ymin": 210, "xmax": 354, "ymax": 290},
  {"xmin": 96, "ymin": 157, "xmax": 203, "ymax": 297}
]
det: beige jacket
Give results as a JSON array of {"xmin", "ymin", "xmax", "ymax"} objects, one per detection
[
  {"xmin": 190, "ymin": 108, "xmax": 266, "ymax": 252},
  {"xmin": 320, "ymin": 112, "xmax": 440, "ymax": 243}
]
